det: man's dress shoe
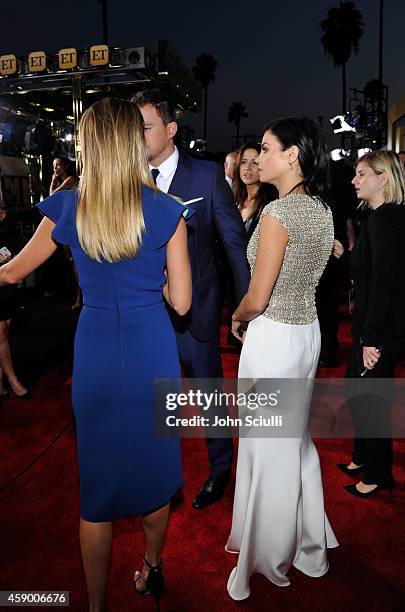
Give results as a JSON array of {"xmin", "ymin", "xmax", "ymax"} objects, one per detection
[{"xmin": 192, "ymin": 471, "xmax": 231, "ymax": 509}]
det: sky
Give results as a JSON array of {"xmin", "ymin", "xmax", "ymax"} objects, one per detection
[{"xmin": 0, "ymin": 0, "xmax": 404, "ymax": 151}]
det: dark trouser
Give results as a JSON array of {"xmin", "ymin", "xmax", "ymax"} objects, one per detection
[
  {"xmin": 174, "ymin": 325, "xmax": 234, "ymax": 479},
  {"xmin": 316, "ymin": 257, "xmax": 344, "ymax": 363},
  {"xmin": 346, "ymin": 336, "xmax": 403, "ymax": 485}
]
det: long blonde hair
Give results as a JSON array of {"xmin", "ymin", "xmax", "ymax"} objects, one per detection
[
  {"xmin": 356, "ymin": 150, "xmax": 405, "ymax": 206},
  {"xmin": 77, "ymin": 97, "xmax": 157, "ymax": 262}
]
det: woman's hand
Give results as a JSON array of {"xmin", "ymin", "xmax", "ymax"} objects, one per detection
[
  {"xmin": 362, "ymin": 346, "xmax": 381, "ymax": 370},
  {"xmin": 0, "ymin": 253, "xmax": 11, "ymax": 265},
  {"xmin": 332, "ymin": 239, "xmax": 344, "ymax": 259},
  {"xmin": 231, "ymin": 313, "xmax": 247, "ymax": 343}
]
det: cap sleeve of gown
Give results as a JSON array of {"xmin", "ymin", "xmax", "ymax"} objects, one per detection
[
  {"xmin": 36, "ymin": 189, "xmax": 77, "ymax": 245},
  {"xmin": 145, "ymin": 190, "xmax": 196, "ymax": 249}
]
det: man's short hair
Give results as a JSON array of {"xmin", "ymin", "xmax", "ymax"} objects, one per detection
[{"xmin": 131, "ymin": 89, "xmax": 177, "ymax": 126}]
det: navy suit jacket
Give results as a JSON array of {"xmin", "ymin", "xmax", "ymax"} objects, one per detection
[{"xmin": 168, "ymin": 151, "xmax": 250, "ymax": 341}]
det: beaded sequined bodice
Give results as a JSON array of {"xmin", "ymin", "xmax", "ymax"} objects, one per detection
[{"xmin": 247, "ymin": 194, "xmax": 334, "ymax": 324}]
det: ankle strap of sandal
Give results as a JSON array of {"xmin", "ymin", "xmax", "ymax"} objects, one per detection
[{"xmin": 143, "ymin": 556, "xmax": 163, "ymax": 570}]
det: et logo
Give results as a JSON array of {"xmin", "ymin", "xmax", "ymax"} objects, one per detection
[
  {"xmin": 59, "ymin": 48, "xmax": 77, "ymax": 70},
  {"xmin": 89, "ymin": 45, "xmax": 109, "ymax": 66},
  {"xmin": 28, "ymin": 51, "xmax": 46, "ymax": 73},
  {"xmin": 0, "ymin": 54, "xmax": 17, "ymax": 75}
]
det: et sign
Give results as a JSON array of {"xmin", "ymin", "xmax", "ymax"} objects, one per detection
[
  {"xmin": 58, "ymin": 48, "xmax": 77, "ymax": 70},
  {"xmin": 0, "ymin": 44, "xmax": 110, "ymax": 76},
  {"xmin": 89, "ymin": 45, "xmax": 109, "ymax": 66},
  {"xmin": 28, "ymin": 51, "xmax": 47, "ymax": 73},
  {"xmin": 0, "ymin": 54, "xmax": 17, "ymax": 75}
]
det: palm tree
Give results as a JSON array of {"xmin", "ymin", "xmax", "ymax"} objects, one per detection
[
  {"xmin": 227, "ymin": 102, "xmax": 249, "ymax": 148},
  {"xmin": 320, "ymin": 1, "xmax": 364, "ymax": 113},
  {"xmin": 192, "ymin": 53, "xmax": 218, "ymax": 140}
]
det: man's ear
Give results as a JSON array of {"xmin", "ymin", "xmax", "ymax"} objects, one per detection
[{"xmin": 167, "ymin": 121, "xmax": 178, "ymax": 141}]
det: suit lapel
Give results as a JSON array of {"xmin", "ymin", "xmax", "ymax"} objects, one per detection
[{"xmin": 168, "ymin": 152, "xmax": 193, "ymax": 200}]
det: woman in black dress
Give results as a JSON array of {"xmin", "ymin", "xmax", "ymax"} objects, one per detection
[
  {"xmin": 49, "ymin": 157, "xmax": 81, "ymax": 308},
  {"xmin": 338, "ymin": 150, "xmax": 405, "ymax": 498}
]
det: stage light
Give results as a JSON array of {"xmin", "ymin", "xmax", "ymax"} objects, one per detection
[
  {"xmin": 192, "ymin": 139, "xmax": 206, "ymax": 153},
  {"xmin": 329, "ymin": 115, "xmax": 356, "ymax": 134},
  {"xmin": 65, "ymin": 133, "xmax": 73, "ymax": 142},
  {"xmin": 358, "ymin": 148, "xmax": 372, "ymax": 157},
  {"xmin": 189, "ymin": 140, "xmax": 195, "ymax": 149},
  {"xmin": 330, "ymin": 148, "xmax": 348, "ymax": 161},
  {"xmin": 330, "ymin": 148, "xmax": 350, "ymax": 161},
  {"xmin": 43, "ymin": 107, "xmax": 55, "ymax": 112}
]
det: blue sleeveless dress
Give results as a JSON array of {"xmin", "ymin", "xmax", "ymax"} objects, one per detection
[{"xmin": 38, "ymin": 187, "xmax": 190, "ymax": 522}]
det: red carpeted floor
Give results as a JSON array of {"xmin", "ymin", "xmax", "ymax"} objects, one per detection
[{"xmin": 1, "ymin": 306, "xmax": 404, "ymax": 611}]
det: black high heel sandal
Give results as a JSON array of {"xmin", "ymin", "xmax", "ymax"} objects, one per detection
[{"xmin": 134, "ymin": 556, "xmax": 164, "ymax": 611}]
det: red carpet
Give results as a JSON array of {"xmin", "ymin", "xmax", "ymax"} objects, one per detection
[{"xmin": 1, "ymin": 306, "xmax": 404, "ymax": 611}]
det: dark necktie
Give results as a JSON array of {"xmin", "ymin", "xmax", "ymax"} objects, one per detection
[{"xmin": 151, "ymin": 168, "xmax": 160, "ymax": 184}]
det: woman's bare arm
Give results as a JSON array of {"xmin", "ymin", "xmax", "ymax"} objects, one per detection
[
  {"xmin": 163, "ymin": 218, "xmax": 192, "ymax": 315},
  {"xmin": 0, "ymin": 218, "xmax": 57, "ymax": 286},
  {"xmin": 50, "ymin": 176, "xmax": 77, "ymax": 195},
  {"xmin": 232, "ymin": 215, "xmax": 287, "ymax": 335}
]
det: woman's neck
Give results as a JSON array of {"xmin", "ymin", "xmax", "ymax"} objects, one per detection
[
  {"xmin": 245, "ymin": 183, "xmax": 259, "ymax": 201},
  {"xmin": 274, "ymin": 174, "xmax": 305, "ymax": 198},
  {"xmin": 368, "ymin": 195, "xmax": 385, "ymax": 210}
]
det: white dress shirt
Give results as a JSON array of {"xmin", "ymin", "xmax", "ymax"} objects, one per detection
[{"xmin": 150, "ymin": 146, "xmax": 179, "ymax": 194}]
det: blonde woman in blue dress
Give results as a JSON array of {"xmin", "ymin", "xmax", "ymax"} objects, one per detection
[{"xmin": 226, "ymin": 117, "xmax": 339, "ymax": 600}]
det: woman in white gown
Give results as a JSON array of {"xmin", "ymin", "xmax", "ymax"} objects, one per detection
[{"xmin": 226, "ymin": 117, "xmax": 339, "ymax": 600}]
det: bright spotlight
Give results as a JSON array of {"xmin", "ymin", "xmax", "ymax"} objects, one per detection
[
  {"xmin": 330, "ymin": 115, "xmax": 356, "ymax": 134},
  {"xmin": 330, "ymin": 148, "xmax": 347, "ymax": 161}
]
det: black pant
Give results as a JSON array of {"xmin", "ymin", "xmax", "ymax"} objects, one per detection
[
  {"xmin": 346, "ymin": 337, "xmax": 403, "ymax": 484},
  {"xmin": 316, "ymin": 257, "xmax": 344, "ymax": 363},
  {"xmin": 173, "ymin": 323, "xmax": 234, "ymax": 479}
]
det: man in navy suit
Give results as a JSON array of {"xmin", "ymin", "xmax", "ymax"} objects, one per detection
[{"xmin": 133, "ymin": 90, "xmax": 250, "ymax": 509}]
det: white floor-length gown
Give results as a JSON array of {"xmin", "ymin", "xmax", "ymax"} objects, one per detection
[{"xmin": 226, "ymin": 195, "xmax": 339, "ymax": 600}]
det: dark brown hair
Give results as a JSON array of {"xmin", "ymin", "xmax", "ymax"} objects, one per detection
[
  {"xmin": 54, "ymin": 156, "xmax": 77, "ymax": 178},
  {"xmin": 233, "ymin": 143, "xmax": 277, "ymax": 215},
  {"xmin": 131, "ymin": 89, "xmax": 177, "ymax": 125}
]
